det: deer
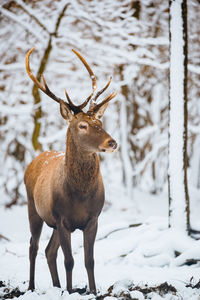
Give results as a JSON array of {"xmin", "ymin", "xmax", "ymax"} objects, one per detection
[{"xmin": 24, "ymin": 47, "xmax": 117, "ymax": 295}]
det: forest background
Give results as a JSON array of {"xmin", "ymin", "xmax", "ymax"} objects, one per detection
[
  {"xmin": 0, "ymin": 0, "xmax": 200, "ymax": 299},
  {"xmin": 0, "ymin": 0, "xmax": 200, "ymax": 208}
]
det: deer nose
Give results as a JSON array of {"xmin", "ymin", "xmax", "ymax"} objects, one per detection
[{"xmin": 108, "ymin": 139, "xmax": 117, "ymax": 149}]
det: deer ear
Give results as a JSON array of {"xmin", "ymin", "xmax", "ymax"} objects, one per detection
[
  {"xmin": 94, "ymin": 102, "xmax": 109, "ymax": 119},
  {"xmin": 60, "ymin": 100, "xmax": 73, "ymax": 123}
]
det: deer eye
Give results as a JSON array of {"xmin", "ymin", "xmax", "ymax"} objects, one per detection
[{"xmin": 78, "ymin": 122, "xmax": 88, "ymax": 130}]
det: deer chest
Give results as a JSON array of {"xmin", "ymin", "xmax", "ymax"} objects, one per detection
[{"xmin": 52, "ymin": 186, "xmax": 104, "ymax": 231}]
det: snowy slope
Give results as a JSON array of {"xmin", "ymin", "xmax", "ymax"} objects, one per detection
[{"xmin": 0, "ymin": 188, "xmax": 200, "ymax": 299}]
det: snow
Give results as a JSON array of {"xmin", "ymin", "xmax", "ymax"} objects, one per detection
[
  {"xmin": 0, "ymin": 0, "xmax": 200, "ymax": 299},
  {"xmin": 1, "ymin": 189, "xmax": 200, "ymax": 299},
  {"xmin": 1, "ymin": 0, "xmax": 199, "ymax": 206}
]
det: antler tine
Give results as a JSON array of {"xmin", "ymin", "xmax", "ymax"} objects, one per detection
[
  {"xmin": 62, "ymin": 49, "xmax": 97, "ymax": 112},
  {"xmin": 64, "ymin": 88, "xmax": 92, "ymax": 113},
  {"xmin": 26, "ymin": 47, "xmax": 45, "ymax": 93},
  {"xmin": 93, "ymin": 77, "xmax": 112, "ymax": 102},
  {"xmin": 88, "ymin": 91, "xmax": 118, "ymax": 115},
  {"xmin": 72, "ymin": 49, "xmax": 97, "ymax": 92},
  {"xmin": 72, "ymin": 49, "xmax": 97, "ymax": 110},
  {"xmin": 65, "ymin": 89, "xmax": 82, "ymax": 114},
  {"xmin": 76, "ymin": 96, "xmax": 91, "ymax": 110},
  {"xmin": 26, "ymin": 47, "xmax": 62, "ymax": 104},
  {"xmin": 41, "ymin": 75, "xmax": 60, "ymax": 104},
  {"xmin": 64, "ymin": 89, "xmax": 73, "ymax": 107}
]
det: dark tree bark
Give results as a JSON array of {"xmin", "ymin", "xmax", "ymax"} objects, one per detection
[{"xmin": 168, "ymin": 0, "xmax": 190, "ymax": 234}]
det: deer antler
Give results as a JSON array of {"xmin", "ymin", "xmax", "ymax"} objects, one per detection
[
  {"xmin": 87, "ymin": 91, "xmax": 118, "ymax": 116},
  {"xmin": 26, "ymin": 47, "xmax": 97, "ymax": 114},
  {"xmin": 70, "ymin": 49, "xmax": 97, "ymax": 111},
  {"xmin": 26, "ymin": 47, "xmax": 63, "ymax": 105},
  {"xmin": 93, "ymin": 77, "xmax": 112, "ymax": 102},
  {"xmin": 26, "ymin": 47, "xmax": 78, "ymax": 115},
  {"xmin": 87, "ymin": 76, "xmax": 117, "ymax": 116},
  {"xmin": 63, "ymin": 49, "xmax": 97, "ymax": 113},
  {"xmin": 72, "ymin": 49, "xmax": 97, "ymax": 94},
  {"xmin": 26, "ymin": 47, "xmax": 117, "ymax": 116}
]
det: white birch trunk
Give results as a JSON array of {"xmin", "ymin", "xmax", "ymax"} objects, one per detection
[{"xmin": 168, "ymin": 0, "xmax": 190, "ymax": 233}]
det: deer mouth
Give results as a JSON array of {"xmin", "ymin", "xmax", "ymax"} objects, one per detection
[{"xmin": 101, "ymin": 148, "xmax": 115, "ymax": 153}]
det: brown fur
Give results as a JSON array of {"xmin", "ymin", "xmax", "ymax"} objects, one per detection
[{"xmin": 24, "ymin": 112, "xmax": 117, "ymax": 294}]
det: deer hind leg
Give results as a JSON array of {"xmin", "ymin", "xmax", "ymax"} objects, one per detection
[
  {"xmin": 83, "ymin": 217, "xmax": 98, "ymax": 295},
  {"xmin": 45, "ymin": 229, "xmax": 61, "ymax": 288},
  {"xmin": 57, "ymin": 223, "xmax": 74, "ymax": 293},
  {"xmin": 28, "ymin": 198, "xmax": 43, "ymax": 291}
]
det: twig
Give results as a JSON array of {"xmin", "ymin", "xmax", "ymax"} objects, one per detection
[
  {"xmin": 0, "ymin": 7, "xmax": 43, "ymax": 42},
  {"xmin": 15, "ymin": 0, "xmax": 50, "ymax": 34},
  {"xmin": 97, "ymin": 223, "xmax": 142, "ymax": 242},
  {"xmin": 0, "ymin": 234, "xmax": 10, "ymax": 242}
]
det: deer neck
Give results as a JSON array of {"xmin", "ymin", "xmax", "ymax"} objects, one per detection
[{"xmin": 64, "ymin": 130, "xmax": 100, "ymax": 190}]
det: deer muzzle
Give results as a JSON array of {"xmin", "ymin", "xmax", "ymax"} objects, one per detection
[{"xmin": 99, "ymin": 138, "xmax": 117, "ymax": 153}]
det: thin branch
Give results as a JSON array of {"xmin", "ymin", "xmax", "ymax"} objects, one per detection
[
  {"xmin": 0, "ymin": 7, "xmax": 44, "ymax": 42},
  {"xmin": 97, "ymin": 223, "xmax": 142, "ymax": 242},
  {"xmin": 188, "ymin": 64, "xmax": 200, "ymax": 74},
  {"xmin": 132, "ymin": 139, "xmax": 167, "ymax": 177},
  {"xmin": 0, "ymin": 234, "xmax": 10, "ymax": 242},
  {"xmin": 15, "ymin": 0, "xmax": 50, "ymax": 34}
]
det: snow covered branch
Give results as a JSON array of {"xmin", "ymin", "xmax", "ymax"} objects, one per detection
[{"xmin": 0, "ymin": 7, "xmax": 44, "ymax": 42}]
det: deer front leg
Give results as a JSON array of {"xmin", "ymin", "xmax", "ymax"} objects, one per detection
[
  {"xmin": 57, "ymin": 223, "xmax": 74, "ymax": 293},
  {"xmin": 83, "ymin": 217, "xmax": 98, "ymax": 295}
]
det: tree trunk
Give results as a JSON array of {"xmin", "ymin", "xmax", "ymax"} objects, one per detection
[
  {"xmin": 168, "ymin": 0, "xmax": 190, "ymax": 234},
  {"xmin": 119, "ymin": 65, "xmax": 133, "ymax": 198},
  {"xmin": 32, "ymin": 4, "xmax": 68, "ymax": 151}
]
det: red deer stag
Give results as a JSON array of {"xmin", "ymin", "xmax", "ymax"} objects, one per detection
[{"xmin": 24, "ymin": 47, "xmax": 117, "ymax": 294}]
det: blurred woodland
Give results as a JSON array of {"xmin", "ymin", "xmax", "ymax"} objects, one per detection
[{"xmin": 0, "ymin": 0, "xmax": 200, "ymax": 207}]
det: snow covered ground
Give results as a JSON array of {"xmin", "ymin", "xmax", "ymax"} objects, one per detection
[{"xmin": 0, "ymin": 186, "xmax": 200, "ymax": 299}]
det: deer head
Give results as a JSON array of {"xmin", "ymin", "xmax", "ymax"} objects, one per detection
[{"xmin": 25, "ymin": 47, "xmax": 117, "ymax": 153}]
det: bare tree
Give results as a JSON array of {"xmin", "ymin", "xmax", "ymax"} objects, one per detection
[
  {"xmin": 168, "ymin": 0, "xmax": 190, "ymax": 234},
  {"xmin": 0, "ymin": 0, "xmax": 199, "ymax": 207}
]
